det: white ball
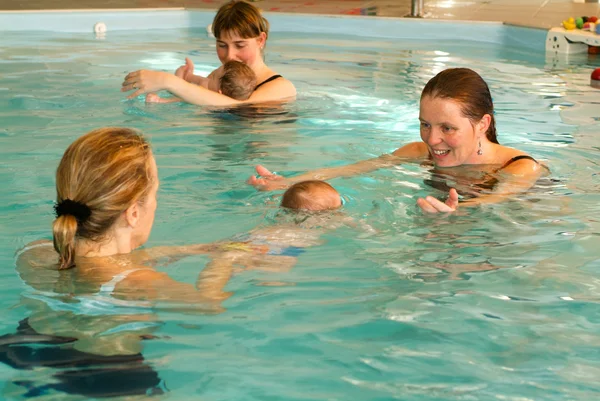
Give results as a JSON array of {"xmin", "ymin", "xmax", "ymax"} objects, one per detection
[{"xmin": 94, "ymin": 22, "xmax": 107, "ymax": 34}]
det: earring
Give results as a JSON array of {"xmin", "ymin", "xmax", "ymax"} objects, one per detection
[{"xmin": 477, "ymin": 139, "xmax": 483, "ymax": 156}]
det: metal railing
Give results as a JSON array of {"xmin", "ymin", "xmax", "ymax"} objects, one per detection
[{"xmin": 409, "ymin": 0, "xmax": 424, "ymax": 17}]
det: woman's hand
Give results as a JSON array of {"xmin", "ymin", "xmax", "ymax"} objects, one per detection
[
  {"xmin": 175, "ymin": 57, "xmax": 196, "ymax": 82},
  {"xmin": 121, "ymin": 70, "xmax": 171, "ymax": 99},
  {"xmin": 417, "ymin": 188, "xmax": 459, "ymax": 213},
  {"xmin": 247, "ymin": 165, "xmax": 289, "ymax": 191}
]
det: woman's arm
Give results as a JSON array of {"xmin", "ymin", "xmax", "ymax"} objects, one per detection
[
  {"xmin": 123, "ymin": 69, "xmax": 297, "ymax": 106},
  {"xmin": 133, "ymin": 244, "xmax": 219, "ymax": 265},
  {"xmin": 417, "ymin": 158, "xmax": 545, "ymax": 213},
  {"xmin": 248, "ymin": 142, "xmax": 427, "ymax": 191},
  {"xmin": 122, "ymin": 251, "xmax": 244, "ymax": 306},
  {"xmin": 122, "ymin": 70, "xmax": 241, "ymax": 106}
]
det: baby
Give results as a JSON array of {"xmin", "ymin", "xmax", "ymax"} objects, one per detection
[
  {"xmin": 146, "ymin": 60, "xmax": 257, "ymax": 103},
  {"xmin": 213, "ymin": 181, "xmax": 345, "ymax": 273},
  {"xmin": 281, "ymin": 180, "xmax": 342, "ymax": 211}
]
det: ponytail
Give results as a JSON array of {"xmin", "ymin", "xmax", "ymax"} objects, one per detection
[{"xmin": 52, "ymin": 214, "xmax": 78, "ymax": 270}]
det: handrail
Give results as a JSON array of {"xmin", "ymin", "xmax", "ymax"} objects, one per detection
[{"xmin": 410, "ymin": 0, "xmax": 424, "ymax": 17}]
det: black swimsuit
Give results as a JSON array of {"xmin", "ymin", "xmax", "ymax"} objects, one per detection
[
  {"xmin": 424, "ymin": 155, "xmax": 540, "ymax": 197},
  {"xmin": 254, "ymin": 74, "xmax": 282, "ymax": 91},
  {"xmin": 499, "ymin": 155, "xmax": 538, "ymax": 169}
]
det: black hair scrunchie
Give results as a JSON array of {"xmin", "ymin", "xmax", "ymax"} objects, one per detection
[{"xmin": 54, "ymin": 199, "xmax": 92, "ymax": 224}]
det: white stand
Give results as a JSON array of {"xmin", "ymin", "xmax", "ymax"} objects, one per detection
[{"xmin": 546, "ymin": 27, "xmax": 600, "ymax": 55}]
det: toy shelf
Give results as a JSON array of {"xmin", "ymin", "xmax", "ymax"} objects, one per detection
[{"xmin": 546, "ymin": 27, "xmax": 600, "ymax": 54}]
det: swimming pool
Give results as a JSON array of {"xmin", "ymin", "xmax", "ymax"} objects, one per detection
[{"xmin": 1, "ymin": 10, "xmax": 600, "ymax": 400}]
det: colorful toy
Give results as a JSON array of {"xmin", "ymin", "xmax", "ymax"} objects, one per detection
[
  {"xmin": 576, "ymin": 17, "xmax": 584, "ymax": 29},
  {"xmin": 592, "ymin": 68, "xmax": 600, "ymax": 89},
  {"xmin": 562, "ymin": 17, "xmax": 576, "ymax": 30},
  {"xmin": 589, "ymin": 16, "xmax": 598, "ymax": 24}
]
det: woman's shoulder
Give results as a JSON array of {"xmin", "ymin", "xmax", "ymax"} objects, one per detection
[
  {"xmin": 16, "ymin": 240, "xmax": 57, "ymax": 269},
  {"xmin": 392, "ymin": 142, "xmax": 428, "ymax": 158},
  {"xmin": 251, "ymin": 71, "xmax": 296, "ymax": 101},
  {"xmin": 495, "ymin": 146, "xmax": 546, "ymax": 174}
]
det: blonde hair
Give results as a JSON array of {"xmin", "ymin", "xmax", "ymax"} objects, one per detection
[
  {"xmin": 281, "ymin": 181, "xmax": 341, "ymax": 211},
  {"xmin": 220, "ymin": 60, "xmax": 257, "ymax": 100},
  {"xmin": 52, "ymin": 127, "xmax": 153, "ymax": 269},
  {"xmin": 212, "ymin": 0, "xmax": 270, "ymax": 41}
]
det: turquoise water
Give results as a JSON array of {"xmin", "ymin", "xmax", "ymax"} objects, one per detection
[{"xmin": 1, "ymin": 27, "xmax": 600, "ymax": 400}]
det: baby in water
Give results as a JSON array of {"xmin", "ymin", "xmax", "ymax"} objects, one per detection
[
  {"xmin": 146, "ymin": 60, "xmax": 257, "ymax": 103},
  {"xmin": 281, "ymin": 180, "xmax": 342, "ymax": 211},
  {"xmin": 216, "ymin": 181, "xmax": 348, "ymax": 274}
]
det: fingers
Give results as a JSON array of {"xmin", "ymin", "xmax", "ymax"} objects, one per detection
[
  {"xmin": 446, "ymin": 188, "xmax": 459, "ymax": 209},
  {"xmin": 145, "ymin": 93, "xmax": 160, "ymax": 103},
  {"xmin": 255, "ymin": 165, "xmax": 274, "ymax": 177},
  {"xmin": 417, "ymin": 195, "xmax": 456, "ymax": 213},
  {"xmin": 124, "ymin": 71, "xmax": 139, "ymax": 81},
  {"xmin": 417, "ymin": 198, "xmax": 439, "ymax": 213},
  {"xmin": 122, "ymin": 72, "xmax": 140, "ymax": 92},
  {"xmin": 127, "ymin": 89, "xmax": 145, "ymax": 99},
  {"xmin": 121, "ymin": 83, "xmax": 138, "ymax": 92}
]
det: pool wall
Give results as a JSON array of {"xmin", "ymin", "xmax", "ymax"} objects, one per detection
[{"xmin": 0, "ymin": 9, "xmax": 548, "ymax": 52}]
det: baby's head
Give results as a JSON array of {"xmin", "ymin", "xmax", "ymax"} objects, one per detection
[
  {"xmin": 281, "ymin": 181, "xmax": 342, "ymax": 212},
  {"xmin": 208, "ymin": 61, "xmax": 257, "ymax": 101}
]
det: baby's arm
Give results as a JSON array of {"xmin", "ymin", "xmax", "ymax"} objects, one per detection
[{"xmin": 145, "ymin": 93, "xmax": 183, "ymax": 104}]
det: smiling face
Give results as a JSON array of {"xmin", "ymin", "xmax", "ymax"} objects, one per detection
[
  {"xmin": 419, "ymin": 96, "xmax": 488, "ymax": 168},
  {"xmin": 216, "ymin": 30, "xmax": 265, "ymax": 70}
]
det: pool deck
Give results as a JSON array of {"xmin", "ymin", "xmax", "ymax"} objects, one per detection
[{"xmin": 1, "ymin": 0, "xmax": 600, "ymax": 30}]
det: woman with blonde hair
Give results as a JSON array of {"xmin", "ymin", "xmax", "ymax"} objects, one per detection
[
  {"xmin": 122, "ymin": 0, "xmax": 296, "ymax": 106},
  {"xmin": 8, "ymin": 127, "xmax": 247, "ymax": 396},
  {"xmin": 19, "ymin": 127, "xmax": 235, "ymax": 304}
]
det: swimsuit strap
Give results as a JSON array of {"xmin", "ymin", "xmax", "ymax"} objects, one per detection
[
  {"xmin": 500, "ymin": 155, "xmax": 538, "ymax": 170},
  {"xmin": 254, "ymin": 74, "xmax": 282, "ymax": 91},
  {"xmin": 99, "ymin": 268, "xmax": 149, "ymax": 295}
]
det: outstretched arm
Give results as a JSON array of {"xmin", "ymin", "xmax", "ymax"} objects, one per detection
[
  {"xmin": 133, "ymin": 243, "xmax": 219, "ymax": 266},
  {"xmin": 122, "ymin": 70, "xmax": 241, "ymax": 106},
  {"xmin": 248, "ymin": 142, "xmax": 427, "ymax": 191},
  {"xmin": 123, "ymin": 66, "xmax": 296, "ymax": 106}
]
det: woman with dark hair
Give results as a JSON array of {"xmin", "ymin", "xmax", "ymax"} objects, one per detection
[
  {"xmin": 248, "ymin": 68, "xmax": 547, "ymax": 213},
  {"xmin": 122, "ymin": 0, "xmax": 296, "ymax": 106}
]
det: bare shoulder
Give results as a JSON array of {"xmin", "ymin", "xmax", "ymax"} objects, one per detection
[
  {"xmin": 497, "ymin": 146, "xmax": 545, "ymax": 175},
  {"xmin": 16, "ymin": 240, "xmax": 57, "ymax": 270},
  {"xmin": 250, "ymin": 76, "xmax": 296, "ymax": 102},
  {"xmin": 392, "ymin": 142, "xmax": 428, "ymax": 158}
]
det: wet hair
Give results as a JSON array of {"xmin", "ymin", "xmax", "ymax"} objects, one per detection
[
  {"xmin": 52, "ymin": 127, "xmax": 153, "ymax": 270},
  {"xmin": 212, "ymin": 0, "xmax": 270, "ymax": 41},
  {"xmin": 421, "ymin": 68, "xmax": 499, "ymax": 144},
  {"xmin": 281, "ymin": 181, "xmax": 342, "ymax": 211},
  {"xmin": 220, "ymin": 60, "xmax": 257, "ymax": 100}
]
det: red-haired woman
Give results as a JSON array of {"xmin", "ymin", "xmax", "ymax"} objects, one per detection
[{"xmin": 248, "ymin": 68, "xmax": 547, "ymax": 213}]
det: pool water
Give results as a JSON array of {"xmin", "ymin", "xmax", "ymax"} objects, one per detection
[{"xmin": 1, "ymin": 27, "xmax": 600, "ymax": 400}]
